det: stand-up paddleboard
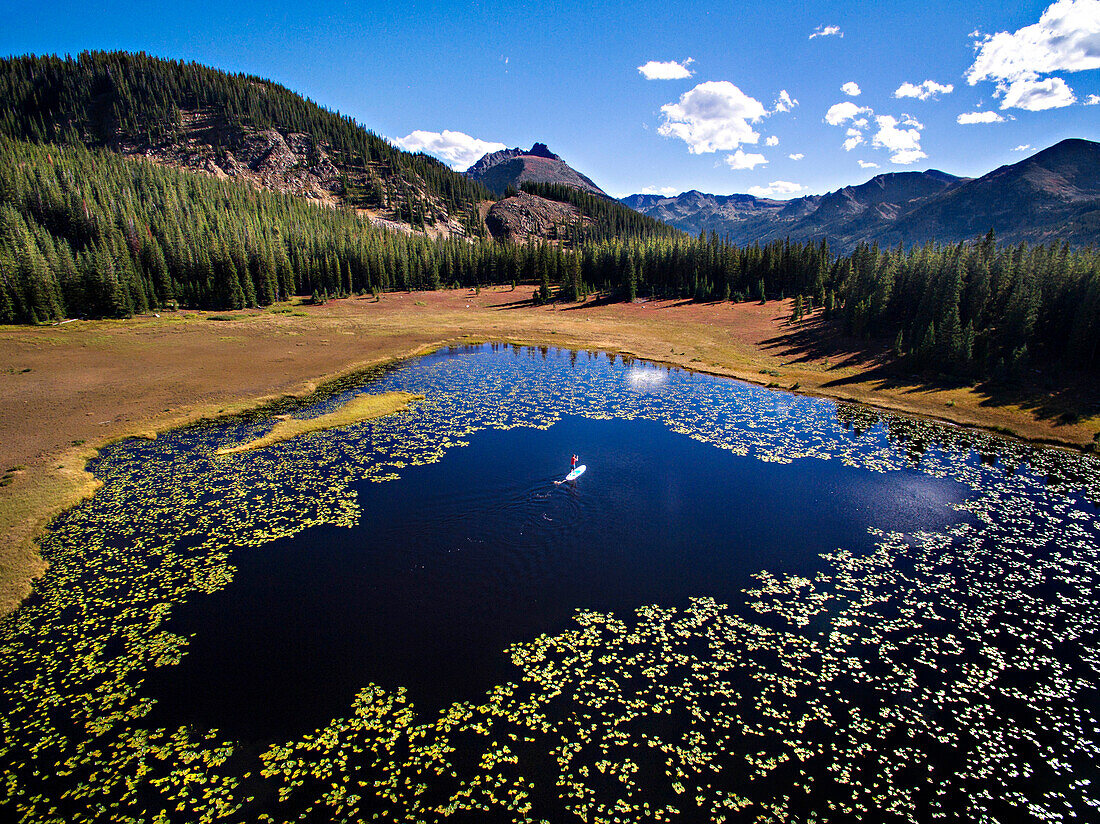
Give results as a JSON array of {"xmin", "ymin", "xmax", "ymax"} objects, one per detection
[{"xmin": 556, "ymin": 465, "xmax": 586, "ymax": 484}]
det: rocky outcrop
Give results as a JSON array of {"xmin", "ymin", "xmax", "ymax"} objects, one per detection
[
  {"xmin": 485, "ymin": 191, "xmax": 586, "ymax": 242},
  {"xmin": 117, "ymin": 108, "xmax": 472, "ymax": 236},
  {"xmin": 122, "ymin": 113, "xmax": 344, "ymax": 202}
]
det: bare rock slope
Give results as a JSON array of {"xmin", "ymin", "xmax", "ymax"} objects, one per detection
[{"xmin": 484, "ymin": 191, "xmax": 588, "ymax": 242}]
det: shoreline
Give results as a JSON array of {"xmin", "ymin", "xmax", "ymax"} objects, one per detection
[{"xmin": 2, "ymin": 287, "xmax": 1097, "ymax": 618}]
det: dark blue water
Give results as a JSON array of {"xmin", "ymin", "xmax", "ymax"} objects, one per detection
[{"xmin": 145, "ymin": 413, "xmax": 968, "ymax": 741}]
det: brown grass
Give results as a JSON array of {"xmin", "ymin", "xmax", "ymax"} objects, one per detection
[
  {"xmin": 2, "ymin": 286, "xmax": 1098, "ymax": 617},
  {"xmin": 215, "ymin": 392, "xmax": 421, "ymax": 455}
]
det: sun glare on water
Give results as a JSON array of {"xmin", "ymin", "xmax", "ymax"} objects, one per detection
[{"xmin": 624, "ymin": 365, "xmax": 669, "ymax": 393}]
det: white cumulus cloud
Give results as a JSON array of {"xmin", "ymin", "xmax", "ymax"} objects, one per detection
[
  {"xmin": 1000, "ymin": 75, "xmax": 1077, "ymax": 109},
  {"xmin": 658, "ymin": 81, "xmax": 768, "ymax": 153},
  {"xmin": 894, "ymin": 80, "xmax": 954, "ymax": 100},
  {"xmin": 824, "ymin": 101, "xmax": 873, "ymax": 125},
  {"xmin": 957, "ymin": 110, "xmax": 1006, "ymax": 124},
  {"xmin": 858, "ymin": 160, "xmax": 879, "ymax": 168},
  {"xmin": 772, "ymin": 90, "xmax": 798, "ymax": 113},
  {"xmin": 872, "ymin": 114, "xmax": 927, "ymax": 164},
  {"xmin": 967, "ymin": 0, "xmax": 1099, "ymax": 111},
  {"xmin": 1085, "ymin": 93, "xmax": 1100, "ymax": 103},
  {"xmin": 765, "ymin": 135, "xmax": 780, "ymax": 146},
  {"xmin": 826, "ymin": 102, "xmax": 930, "ymax": 164},
  {"xmin": 392, "ymin": 129, "xmax": 507, "ymax": 171},
  {"xmin": 841, "ymin": 81, "xmax": 862, "ymax": 96},
  {"xmin": 725, "ymin": 148, "xmax": 769, "ymax": 169},
  {"xmin": 638, "ymin": 59, "xmax": 695, "ymax": 80},
  {"xmin": 809, "ymin": 25, "xmax": 843, "ymax": 39},
  {"xmin": 747, "ymin": 180, "xmax": 804, "ymax": 197},
  {"xmin": 789, "ymin": 153, "xmax": 804, "ymax": 160}
]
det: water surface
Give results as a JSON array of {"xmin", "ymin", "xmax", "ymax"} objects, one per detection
[
  {"xmin": 2, "ymin": 343, "xmax": 1098, "ymax": 824},
  {"xmin": 146, "ymin": 413, "xmax": 968, "ymax": 739}
]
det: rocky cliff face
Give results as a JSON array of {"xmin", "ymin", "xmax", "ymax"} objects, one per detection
[
  {"xmin": 122, "ymin": 111, "xmax": 345, "ymax": 202},
  {"xmin": 117, "ymin": 109, "xmax": 472, "ymax": 236},
  {"xmin": 466, "ymin": 143, "xmax": 609, "ymax": 198}
]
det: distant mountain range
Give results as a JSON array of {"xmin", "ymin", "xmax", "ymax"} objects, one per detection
[
  {"xmin": 623, "ymin": 139, "xmax": 1100, "ymax": 251},
  {"xmin": 465, "ymin": 143, "xmax": 610, "ymax": 198}
]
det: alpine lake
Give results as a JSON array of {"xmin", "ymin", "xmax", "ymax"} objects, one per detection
[{"xmin": 2, "ymin": 343, "xmax": 1099, "ymax": 824}]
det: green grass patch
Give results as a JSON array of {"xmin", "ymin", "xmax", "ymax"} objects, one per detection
[{"xmin": 216, "ymin": 391, "xmax": 422, "ymax": 456}]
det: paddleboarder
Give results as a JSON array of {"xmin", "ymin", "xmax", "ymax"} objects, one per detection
[{"xmin": 571, "ymin": 454, "xmax": 578, "ymax": 470}]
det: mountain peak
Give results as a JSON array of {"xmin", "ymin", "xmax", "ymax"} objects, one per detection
[
  {"xmin": 527, "ymin": 142, "xmax": 559, "ymax": 160},
  {"xmin": 466, "ymin": 142, "xmax": 608, "ymax": 198}
]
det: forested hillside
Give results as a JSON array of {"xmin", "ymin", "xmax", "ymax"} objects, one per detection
[
  {"xmin": 3, "ymin": 132, "xmax": 1098, "ymax": 379},
  {"xmin": 0, "ymin": 51, "xmax": 491, "ymax": 234},
  {"xmin": 518, "ymin": 182, "xmax": 682, "ymax": 243},
  {"xmin": 1, "ymin": 51, "xmax": 1098, "ymax": 382}
]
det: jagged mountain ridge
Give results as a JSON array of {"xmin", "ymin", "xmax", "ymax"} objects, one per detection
[
  {"xmin": 465, "ymin": 143, "xmax": 610, "ymax": 198},
  {"xmin": 623, "ymin": 140, "xmax": 1100, "ymax": 251},
  {"xmin": 882, "ymin": 138, "xmax": 1100, "ymax": 247}
]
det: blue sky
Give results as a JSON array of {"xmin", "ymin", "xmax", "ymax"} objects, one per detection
[{"xmin": 3, "ymin": 0, "xmax": 1099, "ymax": 198}]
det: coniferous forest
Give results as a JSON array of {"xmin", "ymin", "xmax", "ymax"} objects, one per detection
[
  {"xmin": 0, "ymin": 51, "xmax": 491, "ymax": 228},
  {"xmin": 0, "ymin": 52, "xmax": 1098, "ymax": 380}
]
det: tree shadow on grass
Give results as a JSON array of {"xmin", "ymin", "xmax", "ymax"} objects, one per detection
[
  {"xmin": 761, "ymin": 316, "xmax": 1100, "ymax": 429},
  {"xmin": 760, "ymin": 315, "xmax": 889, "ymax": 372},
  {"xmin": 490, "ymin": 295, "xmax": 541, "ymax": 311}
]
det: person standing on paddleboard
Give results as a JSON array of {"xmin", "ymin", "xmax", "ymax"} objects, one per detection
[{"xmin": 571, "ymin": 454, "xmax": 578, "ymax": 470}]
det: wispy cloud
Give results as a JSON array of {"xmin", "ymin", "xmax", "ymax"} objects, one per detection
[
  {"xmin": 772, "ymin": 90, "xmax": 798, "ymax": 114},
  {"xmin": 894, "ymin": 80, "xmax": 954, "ymax": 100},
  {"xmin": 747, "ymin": 180, "xmax": 804, "ymax": 197},
  {"xmin": 966, "ymin": 0, "xmax": 1099, "ymax": 111},
  {"xmin": 725, "ymin": 148, "xmax": 768, "ymax": 169},
  {"xmin": 765, "ymin": 135, "xmax": 780, "ymax": 146},
  {"xmin": 392, "ymin": 129, "xmax": 506, "ymax": 171},
  {"xmin": 1085, "ymin": 93, "xmax": 1100, "ymax": 104},
  {"xmin": 1013, "ymin": 144, "xmax": 1033, "ymax": 151},
  {"xmin": 841, "ymin": 82, "xmax": 862, "ymax": 97},
  {"xmin": 809, "ymin": 25, "xmax": 843, "ymax": 39},
  {"xmin": 788, "ymin": 153, "xmax": 804, "ymax": 160},
  {"xmin": 638, "ymin": 58, "xmax": 695, "ymax": 80},
  {"xmin": 957, "ymin": 110, "xmax": 1006, "ymax": 124},
  {"xmin": 641, "ymin": 185, "xmax": 680, "ymax": 196},
  {"xmin": 858, "ymin": 160, "xmax": 879, "ymax": 168},
  {"xmin": 658, "ymin": 81, "xmax": 767, "ymax": 153}
]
